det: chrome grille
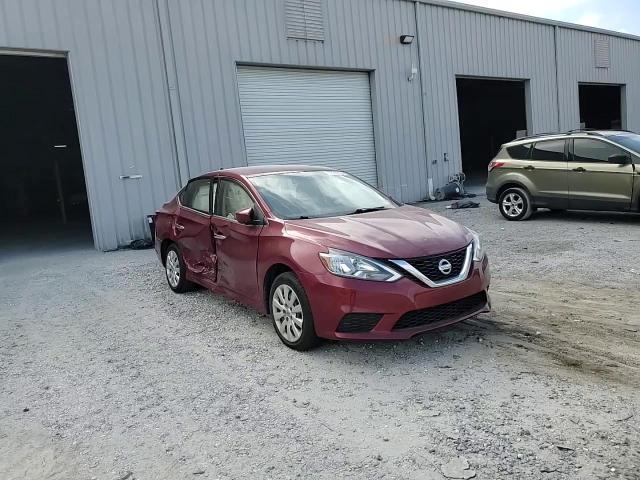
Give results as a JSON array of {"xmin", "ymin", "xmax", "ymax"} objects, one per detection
[
  {"xmin": 405, "ymin": 246, "xmax": 468, "ymax": 282},
  {"xmin": 389, "ymin": 244, "xmax": 473, "ymax": 288}
]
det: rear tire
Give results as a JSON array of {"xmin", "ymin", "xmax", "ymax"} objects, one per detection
[
  {"xmin": 164, "ymin": 244, "xmax": 192, "ymax": 293},
  {"xmin": 498, "ymin": 187, "xmax": 533, "ymax": 221},
  {"xmin": 270, "ymin": 272, "xmax": 320, "ymax": 351}
]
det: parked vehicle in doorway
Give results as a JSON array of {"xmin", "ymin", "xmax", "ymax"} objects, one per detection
[
  {"xmin": 155, "ymin": 166, "xmax": 490, "ymax": 350},
  {"xmin": 486, "ymin": 130, "xmax": 640, "ymax": 220}
]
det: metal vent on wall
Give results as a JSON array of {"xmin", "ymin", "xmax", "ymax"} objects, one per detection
[
  {"xmin": 594, "ymin": 37, "xmax": 610, "ymax": 68},
  {"xmin": 285, "ymin": 0, "xmax": 324, "ymax": 41}
]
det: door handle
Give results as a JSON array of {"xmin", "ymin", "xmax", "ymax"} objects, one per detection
[
  {"xmin": 572, "ymin": 167, "xmax": 587, "ymax": 172},
  {"xmin": 213, "ymin": 233, "xmax": 226, "ymax": 241},
  {"xmin": 175, "ymin": 223, "xmax": 185, "ymax": 231},
  {"xmin": 523, "ymin": 165, "xmax": 535, "ymax": 171}
]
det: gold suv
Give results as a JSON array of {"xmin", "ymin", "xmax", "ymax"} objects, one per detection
[{"xmin": 486, "ymin": 130, "xmax": 640, "ymax": 220}]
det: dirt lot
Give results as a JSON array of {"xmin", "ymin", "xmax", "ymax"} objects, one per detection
[{"xmin": 1, "ymin": 198, "xmax": 639, "ymax": 480}]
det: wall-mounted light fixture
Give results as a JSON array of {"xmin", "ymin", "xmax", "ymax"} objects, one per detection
[{"xmin": 400, "ymin": 35, "xmax": 415, "ymax": 45}]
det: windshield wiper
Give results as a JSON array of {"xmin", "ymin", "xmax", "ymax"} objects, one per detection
[{"xmin": 348, "ymin": 206, "xmax": 388, "ymax": 215}]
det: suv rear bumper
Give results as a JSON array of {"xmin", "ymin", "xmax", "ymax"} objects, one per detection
[{"xmin": 486, "ymin": 184, "xmax": 498, "ymax": 203}]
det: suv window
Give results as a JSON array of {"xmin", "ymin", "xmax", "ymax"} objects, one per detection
[
  {"xmin": 531, "ymin": 140, "xmax": 566, "ymax": 161},
  {"xmin": 180, "ymin": 179, "xmax": 212, "ymax": 214},
  {"xmin": 216, "ymin": 179, "xmax": 255, "ymax": 220},
  {"xmin": 505, "ymin": 143, "xmax": 532, "ymax": 160},
  {"xmin": 607, "ymin": 133, "xmax": 640, "ymax": 154},
  {"xmin": 572, "ymin": 139, "xmax": 625, "ymax": 163}
]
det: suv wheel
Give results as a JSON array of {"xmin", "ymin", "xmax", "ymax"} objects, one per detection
[{"xmin": 498, "ymin": 187, "xmax": 533, "ymax": 221}]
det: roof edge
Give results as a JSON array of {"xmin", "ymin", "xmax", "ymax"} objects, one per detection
[{"xmin": 410, "ymin": 0, "xmax": 640, "ymax": 43}]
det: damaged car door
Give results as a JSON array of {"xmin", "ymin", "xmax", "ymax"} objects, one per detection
[{"xmin": 175, "ymin": 178, "xmax": 218, "ymax": 286}]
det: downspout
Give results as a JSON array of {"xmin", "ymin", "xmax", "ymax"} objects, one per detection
[
  {"xmin": 155, "ymin": 0, "xmax": 190, "ymax": 187},
  {"xmin": 413, "ymin": 1, "xmax": 436, "ymax": 200}
]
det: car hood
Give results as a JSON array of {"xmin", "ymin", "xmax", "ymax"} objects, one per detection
[{"xmin": 285, "ymin": 205, "xmax": 472, "ymax": 259}]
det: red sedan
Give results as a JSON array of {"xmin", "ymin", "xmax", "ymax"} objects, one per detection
[{"xmin": 155, "ymin": 166, "xmax": 490, "ymax": 350}]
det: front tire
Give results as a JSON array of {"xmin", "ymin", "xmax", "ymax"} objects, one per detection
[
  {"xmin": 498, "ymin": 187, "xmax": 533, "ymax": 221},
  {"xmin": 164, "ymin": 245, "xmax": 192, "ymax": 293},
  {"xmin": 270, "ymin": 272, "xmax": 320, "ymax": 351}
]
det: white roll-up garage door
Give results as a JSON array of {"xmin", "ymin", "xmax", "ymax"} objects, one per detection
[{"xmin": 237, "ymin": 66, "xmax": 378, "ymax": 185}]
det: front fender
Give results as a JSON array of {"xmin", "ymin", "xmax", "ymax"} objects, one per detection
[{"xmin": 257, "ymin": 232, "xmax": 329, "ymax": 313}]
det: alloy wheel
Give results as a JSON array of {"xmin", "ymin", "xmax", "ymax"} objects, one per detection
[
  {"xmin": 502, "ymin": 192, "xmax": 524, "ymax": 218},
  {"xmin": 166, "ymin": 250, "xmax": 181, "ymax": 288},
  {"xmin": 272, "ymin": 284, "xmax": 304, "ymax": 342}
]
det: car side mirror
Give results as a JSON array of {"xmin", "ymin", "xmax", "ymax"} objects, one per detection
[
  {"xmin": 235, "ymin": 207, "xmax": 263, "ymax": 225},
  {"xmin": 608, "ymin": 153, "xmax": 630, "ymax": 164}
]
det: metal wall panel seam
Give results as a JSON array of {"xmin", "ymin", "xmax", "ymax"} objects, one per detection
[
  {"xmin": 553, "ymin": 25, "xmax": 561, "ymax": 131},
  {"xmin": 156, "ymin": 0, "xmax": 189, "ymax": 185},
  {"xmin": 413, "ymin": 1, "xmax": 433, "ymax": 199}
]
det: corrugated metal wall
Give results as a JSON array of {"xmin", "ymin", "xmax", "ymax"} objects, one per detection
[
  {"xmin": 163, "ymin": 0, "xmax": 427, "ymax": 203},
  {"xmin": 1, "ymin": 0, "xmax": 639, "ymax": 250},
  {"xmin": 416, "ymin": 4, "xmax": 559, "ymax": 188},
  {"xmin": 0, "ymin": 0, "xmax": 179, "ymax": 251},
  {"xmin": 556, "ymin": 28, "xmax": 640, "ymax": 131}
]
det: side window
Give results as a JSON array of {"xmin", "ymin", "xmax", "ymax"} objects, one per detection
[
  {"xmin": 505, "ymin": 143, "xmax": 532, "ymax": 160},
  {"xmin": 531, "ymin": 140, "xmax": 566, "ymax": 161},
  {"xmin": 572, "ymin": 139, "xmax": 624, "ymax": 163},
  {"xmin": 215, "ymin": 179, "xmax": 255, "ymax": 220},
  {"xmin": 181, "ymin": 179, "xmax": 212, "ymax": 214}
]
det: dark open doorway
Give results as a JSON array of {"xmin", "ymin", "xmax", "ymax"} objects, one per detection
[
  {"xmin": 579, "ymin": 83, "xmax": 623, "ymax": 130},
  {"xmin": 456, "ymin": 78, "xmax": 528, "ymax": 187},
  {"xmin": 0, "ymin": 54, "xmax": 92, "ymax": 256}
]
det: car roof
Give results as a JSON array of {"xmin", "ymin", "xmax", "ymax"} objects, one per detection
[
  {"xmin": 198, "ymin": 164, "xmax": 335, "ymax": 179},
  {"xmin": 504, "ymin": 130, "xmax": 636, "ymax": 147}
]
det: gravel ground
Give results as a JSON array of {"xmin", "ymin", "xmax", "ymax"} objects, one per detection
[{"xmin": 1, "ymin": 198, "xmax": 639, "ymax": 480}]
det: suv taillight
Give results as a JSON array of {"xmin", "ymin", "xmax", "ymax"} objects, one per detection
[{"xmin": 488, "ymin": 160, "xmax": 506, "ymax": 172}]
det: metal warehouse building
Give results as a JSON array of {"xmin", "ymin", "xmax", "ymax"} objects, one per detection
[{"xmin": 1, "ymin": 0, "xmax": 639, "ymax": 251}]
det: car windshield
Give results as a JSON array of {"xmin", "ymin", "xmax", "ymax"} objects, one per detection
[
  {"xmin": 607, "ymin": 133, "xmax": 640, "ymax": 155},
  {"xmin": 249, "ymin": 171, "xmax": 396, "ymax": 220}
]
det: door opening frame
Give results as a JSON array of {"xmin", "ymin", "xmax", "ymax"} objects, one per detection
[
  {"xmin": 0, "ymin": 47, "xmax": 97, "ymax": 248},
  {"xmin": 454, "ymin": 75, "xmax": 531, "ymax": 186},
  {"xmin": 577, "ymin": 81, "xmax": 626, "ymax": 130}
]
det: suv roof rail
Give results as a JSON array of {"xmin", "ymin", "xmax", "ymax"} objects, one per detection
[
  {"xmin": 513, "ymin": 128, "xmax": 627, "ymax": 143},
  {"xmin": 565, "ymin": 128, "xmax": 605, "ymax": 136},
  {"xmin": 512, "ymin": 132, "xmax": 560, "ymax": 141}
]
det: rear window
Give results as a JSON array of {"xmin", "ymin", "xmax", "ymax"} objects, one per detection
[
  {"xmin": 505, "ymin": 143, "xmax": 531, "ymax": 160},
  {"xmin": 531, "ymin": 140, "xmax": 566, "ymax": 161},
  {"xmin": 180, "ymin": 179, "xmax": 211, "ymax": 214}
]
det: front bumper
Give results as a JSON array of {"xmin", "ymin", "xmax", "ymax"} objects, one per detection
[{"xmin": 299, "ymin": 257, "xmax": 491, "ymax": 340}]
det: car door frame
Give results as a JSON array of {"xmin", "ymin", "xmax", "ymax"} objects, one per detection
[
  {"xmin": 174, "ymin": 177, "xmax": 218, "ymax": 288},
  {"xmin": 210, "ymin": 176, "xmax": 266, "ymax": 306},
  {"xmin": 568, "ymin": 137, "xmax": 636, "ymax": 211}
]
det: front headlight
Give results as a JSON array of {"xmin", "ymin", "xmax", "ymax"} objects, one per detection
[
  {"xmin": 468, "ymin": 229, "xmax": 485, "ymax": 262},
  {"xmin": 319, "ymin": 249, "xmax": 402, "ymax": 282}
]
